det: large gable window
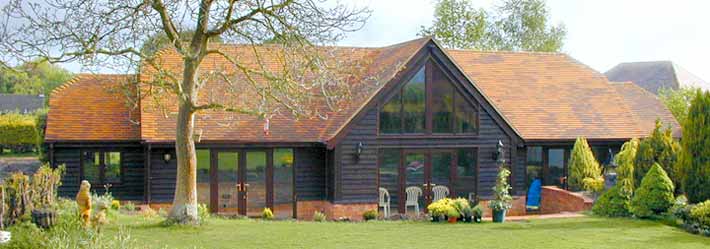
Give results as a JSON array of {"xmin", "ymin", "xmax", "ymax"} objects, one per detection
[{"xmin": 379, "ymin": 61, "xmax": 478, "ymax": 135}]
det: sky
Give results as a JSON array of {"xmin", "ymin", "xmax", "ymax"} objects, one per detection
[
  {"xmin": 336, "ymin": 0, "xmax": 710, "ymax": 81},
  {"xmin": 15, "ymin": 0, "xmax": 708, "ymax": 81}
]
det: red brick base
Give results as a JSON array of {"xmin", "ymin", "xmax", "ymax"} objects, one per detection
[
  {"xmin": 297, "ymin": 200, "xmax": 377, "ymax": 221},
  {"xmin": 539, "ymin": 186, "xmax": 593, "ymax": 214}
]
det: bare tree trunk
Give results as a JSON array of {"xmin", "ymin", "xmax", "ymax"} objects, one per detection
[{"xmin": 168, "ymin": 60, "xmax": 200, "ymax": 224}]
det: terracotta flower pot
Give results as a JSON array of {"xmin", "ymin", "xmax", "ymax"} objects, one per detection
[{"xmin": 448, "ymin": 217, "xmax": 458, "ymax": 224}]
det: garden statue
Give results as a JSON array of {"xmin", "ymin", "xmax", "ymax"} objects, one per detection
[{"xmin": 76, "ymin": 180, "xmax": 92, "ymax": 227}]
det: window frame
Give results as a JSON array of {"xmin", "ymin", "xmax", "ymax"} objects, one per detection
[
  {"xmin": 80, "ymin": 149, "xmax": 123, "ymax": 186},
  {"xmin": 377, "ymin": 58, "xmax": 480, "ymax": 136}
]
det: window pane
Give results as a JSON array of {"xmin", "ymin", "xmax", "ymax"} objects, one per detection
[
  {"xmin": 217, "ymin": 152, "xmax": 239, "ymax": 213},
  {"xmin": 526, "ymin": 147, "xmax": 543, "ymax": 190},
  {"xmin": 273, "ymin": 148, "xmax": 294, "ymax": 219},
  {"xmin": 404, "ymin": 153, "xmax": 425, "ymax": 214},
  {"xmin": 455, "ymin": 149, "xmax": 477, "ymax": 200},
  {"xmin": 402, "ymin": 67, "xmax": 426, "ymax": 133},
  {"xmin": 246, "ymin": 151, "xmax": 267, "ymax": 217},
  {"xmin": 196, "ymin": 149, "xmax": 211, "ymax": 207},
  {"xmin": 82, "ymin": 152, "xmax": 100, "ymax": 183},
  {"xmin": 379, "ymin": 93, "xmax": 402, "ymax": 134},
  {"xmin": 455, "ymin": 91, "xmax": 477, "ymax": 133},
  {"xmin": 105, "ymin": 152, "xmax": 121, "ymax": 183},
  {"xmin": 431, "ymin": 152, "xmax": 452, "ymax": 201},
  {"xmin": 432, "ymin": 65, "xmax": 454, "ymax": 133},
  {"xmin": 378, "ymin": 149, "xmax": 400, "ymax": 215},
  {"xmin": 548, "ymin": 149, "xmax": 565, "ymax": 188}
]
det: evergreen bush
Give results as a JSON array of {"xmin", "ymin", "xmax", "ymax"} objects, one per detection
[
  {"xmin": 593, "ymin": 185, "xmax": 631, "ymax": 217},
  {"xmin": 615, "ymin": 138, "xmax": 639, "ymax": 197},
  {"xmin": 634, "ymin": 121, "xmax": 680, "ymax": 189},
  {"xmin": 630, "ymin": 164, "xmax": 675, "ymax": 218},
  {"xmin": 568, "ymin": 137, "xmax": 604, "ymax": 192},
  {"xmin": 677, "ymin": 90, "xmax": 710, "ymax": 203},
  {"xmin": 0, "ymin": 113, "xmax": 38, "ymax": 151}
]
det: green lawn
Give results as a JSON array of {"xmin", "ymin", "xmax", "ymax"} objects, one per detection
[
  {"xmin": 104, "ymin": 215, "xmax": 709, "ymax": 249},
  {"xmin": 0, "ymin": 149, "xmax": 37, "ymax": 158}
]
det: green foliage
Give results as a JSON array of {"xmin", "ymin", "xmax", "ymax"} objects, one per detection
[
  {"xmin": 34, "ymin": 108, "xmax": 49, "ymax": 163},
  {"xmin": 677, "ymin": 90, "xmax": 710, "ymax": 203},
  {"xmin": 593, "ymin": 185, "xmax": 631, "ymax": 217},
  {"xmin": 472, "ymin": 204, "xmax": 484, "ymax": 218},
  {"xmin": 568, "ymin": 137, "xmax": 604, "ymax": 192},
  {"xmin": 111, "ymin": 200, "xmax": 121, "ymax": 210},
  {"xmin": 489, "ymin": 166, "xmax": 513, "ymax": 211},
  {"xmin": 630, "ymin": 164, "xmax": 675, "ymax": 218},
  {"xmin": 0, "ymin": 60, "xmax": 72, "ymax": 96},
  {"xmin": 2, "ymin": 163, "xmax": 64, "ymax": 224},
  {"xmin": 198, "ymin": 203, "xmax": 210, "ymax": 222},
  {"xmin": 427, "ymin": 198, "xmax": 454, "ymax": 217},
  {"xmin": 634, "ymin": 121, "xmax": 681, "ymax": 189},
  {"xmin": 658, "ymin": 87, "xmax": 698, "ymax": 124},
  {"xmin": 313, "ymin": 211, "xmax": 327, "ymax": 222},
  {"xmin": 690, "ymin": 200, "xmax": 710, "ymax": 227},
  {"xmin": 0, "ymin": 113, "xmax": 38, "ymax": 147},
  {"xmin": 261, "ymin": 208, "xmax": 274, "ymax": 220},
  {"xmin": 362, "ymin": 210, "xmax": 377, "ymax": 221},
  {"xmin": 420, "ymin": 0, "xmax": 566, "ymax": 52},
  {"xmin": 615, "ymin": 138, "xmax": 639, "ymax": 197},
  {"xmin": 122, "ymin": 201, "xmax": 136, "ymax": 212}
]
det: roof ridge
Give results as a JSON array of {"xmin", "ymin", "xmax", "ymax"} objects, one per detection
[{"xmin": 445, "ymin": 48, "xmax": 566, "ymax": 56}]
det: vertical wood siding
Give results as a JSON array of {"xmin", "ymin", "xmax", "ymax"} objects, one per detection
[
  {"xmin": 334, "ymin": 107, "xmax": 512, "ymax": 204},
  {"xmin": 56, "ymin": 145, "xmax": 144, "ymax": 201}
]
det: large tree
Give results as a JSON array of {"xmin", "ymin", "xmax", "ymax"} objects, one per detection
[
  {"xmin": 658, "ymin": 86, "xmax": 698, "ymax": 124},
  {"xmin": 419, "ymin": 0, "xmax": 566, "ymax": 51},
  {"xmin": 0, "ymin": 0, "xmax": 369, "ymax": 224}
]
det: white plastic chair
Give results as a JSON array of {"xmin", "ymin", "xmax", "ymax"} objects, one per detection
[
  {"xmin": 405, "ymin": 186, "xmax": 423, "ymax": 214},
  {"xmin": 431, "ymin": 185, "xmax": 450, "ymax": 202},
  {"xmin": 378, "ymin": 187, "xmax": 391, "ymax": 218}
]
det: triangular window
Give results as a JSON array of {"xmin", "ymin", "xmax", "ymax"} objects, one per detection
[{"xmin": 379, "ymin": 61, "xmax": 478, "ymax": 135}]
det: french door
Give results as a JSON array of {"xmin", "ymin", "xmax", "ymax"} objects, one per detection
[
  {"xmin": 389, "ymin": 148, "xmax": 477, "ymax": 214},
  {"xmin": 211, "ymin": 149, "xmax": 295, "ymax": 217}
]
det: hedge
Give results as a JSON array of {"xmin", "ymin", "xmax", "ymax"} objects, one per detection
[{"xmin": 0, "ymin": 113, "xmax": 38, "ymax": 147}]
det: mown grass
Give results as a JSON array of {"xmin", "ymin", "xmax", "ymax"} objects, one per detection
[{"xmin": 103, "ymin": 214, "xmax": 710, "ymax": 249}]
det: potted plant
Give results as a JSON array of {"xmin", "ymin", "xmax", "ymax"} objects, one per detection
[
  {"xmin": 461, "ymin": 206, "xmax": 474, "ymax": 222},
  {"xmin": 472, "ymin": 204, "xmax": 484, "ymax": 223},
  {"xmin": 489, "ymin": 166, "xmax": 513, "ymax": 223},
  {"xmin": 427, "ymin": 198, "xmax": 450, "ymax": 222},
  {"xmin": 446, "ymin": 206, "xmax": 460, "ymax": 224}
]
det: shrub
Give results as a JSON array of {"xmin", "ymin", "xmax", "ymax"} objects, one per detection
[
  {"xmin": 362, "ymin": 210, "xmax": 377, "ymax": 221},
  {"xmin": 677, "ymin": 90, "xmax": 710, "ymax": 203},
  {"xmin": 313, "ymin": 211, "xmax": 327, "ymax": 222},
  {"xmin": 615, "ymin": 138, "xmax": 639, "ymax": 196},
  {"xmin": 592, "ymin": 185, "xmax": 631, "ymax": 217},
  {"xmin": 568, "ymin": 137, "xmax": 604, "ymax": 192},
  {"xmin": 472, "ymin": 204, "xmax": 484, "ymax": 218},
  {"xmin": 0, "ymin": 113, "xmax": 38, "ymax": 149},
  {"xmin": 122, "ymin": 201, "xmax": 136, "ymax": 212},
  {"xmin": 690, "ymin": 200, "xmax": 710, "ymax": 227},
  {"xmin": 451, "ymin": 198, "xmax": 470, "ymax": 216},
  {"xmin": 446, "ymin": 206, "xmax": 461, "ymax": 218},
  {"xmin": 489, "ymin": 166, "xmax": 512, "ymax": 211},
  {"xmin": 34, "ymin": 108, "xmax": 49, "ymax": 163},
  {"xmin": 634, "ymin": 121, "xmax": 680, "ymax": 189},
  {"xmin": 261, "ymin": 208, "xmax": 274, "ymax": 220},
  {"xmin": 198, "ymin": 203, "xmax": 210, "ymax": 222},
  {"xmin": 111, "ymin": 200, "xmax": 121, "ymax": 210},
  {"xmin": 630, "ymin": 164, "xmax": 675, "ymax": 218}
]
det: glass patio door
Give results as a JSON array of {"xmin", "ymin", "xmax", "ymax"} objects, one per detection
[
  {"xmin": 430, "ymin": 151, "xmax": 452, "ymax": 202},
  {"xmin": 244, "ymin": 151, "xmax": 267, "ymax": 217},
  {"xmin": 216, "ymin": 151, "xmax": 240, "ymax": 214},
  {"xmin": 403, "ymin": 152, "xmax": 426, "ymax": 215}
]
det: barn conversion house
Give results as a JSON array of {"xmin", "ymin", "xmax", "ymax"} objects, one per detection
[{"xmin": 45, "ymin": 37, "xmax": 678, "ymax": 219}]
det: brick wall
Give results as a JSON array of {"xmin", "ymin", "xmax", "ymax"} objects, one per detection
[
  {"xmin": 539, "ymin": 186, "xmax": 593, "ymax": 214},
  {"xmin": 297, "ymin": 200, "xmax": 376, "ymax": 221}
]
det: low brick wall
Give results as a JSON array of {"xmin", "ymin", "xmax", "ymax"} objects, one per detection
[
  {"xmin": 479, "ymin": 197, "xmax": 527, "ymax": 217},
  {"xmin": 539, "ymin": 186, "xmax": 593, "ymax": 214},
  {"xmin": 297, "ymin": 200, "xmax": 376, "ymax": 221}
]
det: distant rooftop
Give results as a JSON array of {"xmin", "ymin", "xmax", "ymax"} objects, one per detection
[
  {"xmin": 0, "ymin": 94, "xmax": 45, "ymax": 114},
  {"xmin": 605, "ymin": 61, "xmax": 709, "ymax": 94}
]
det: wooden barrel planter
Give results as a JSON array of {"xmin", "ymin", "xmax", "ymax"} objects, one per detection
[{"xmin": 31, "ymin": 209, "xmax": 57, "ymax": 229}]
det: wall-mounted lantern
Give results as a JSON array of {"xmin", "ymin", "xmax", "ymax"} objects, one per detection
[
  {"xmin": 493, "ymin": 140, "xmax": 505, "ymax": 164},
  {"xmin": 355, "ymin": 142, "xmax": 364, "ymax": 162},
  {"xmin": 163, "ymin": 152, "xmax": 172, "ymax": 163}
]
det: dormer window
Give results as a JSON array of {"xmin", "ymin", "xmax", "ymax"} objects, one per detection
[{"xmin": 379, "ymin": 60, "xmax": 478, "ymax": 135}]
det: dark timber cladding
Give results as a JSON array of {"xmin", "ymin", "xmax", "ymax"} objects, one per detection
[
  {"xmin": 331, "ymin": 44, "xmax": 517, "ymax": 204},
  {"xmin": 54, "ymin": 143, "xmax": 145, "ymax": 201}
]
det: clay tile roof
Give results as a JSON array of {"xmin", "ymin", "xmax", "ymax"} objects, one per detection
[
  {"xmin": 46, "ymin": 74, "xmax": 140, "ymax": 141},
  {"xmin": 139, "ymin": 38, "xmax": 430, "ymax": 143},
  {"xmin": 446, "ymin": 50, "xmax": 647, "ymax": 141},
  {"xmin": 611, "ymin": 81, "xmax": 681, "ymax": 138}
]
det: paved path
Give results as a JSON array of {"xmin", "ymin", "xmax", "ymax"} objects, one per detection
[
  {"xmin": 0, "ymin": 157, "xmax": 41, "ymax": 180},
  {"xmin": 483, "ymin": 212, "xmax": 586, "ymax": 222}
]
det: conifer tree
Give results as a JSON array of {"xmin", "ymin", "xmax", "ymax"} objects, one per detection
[
  {"xmin": 678, "ymin": 90, "xmax": 710, "ymax": 203},
  {"xmin": 568, "ymin": 137, "xmax": 604, "ymax": 192}
]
